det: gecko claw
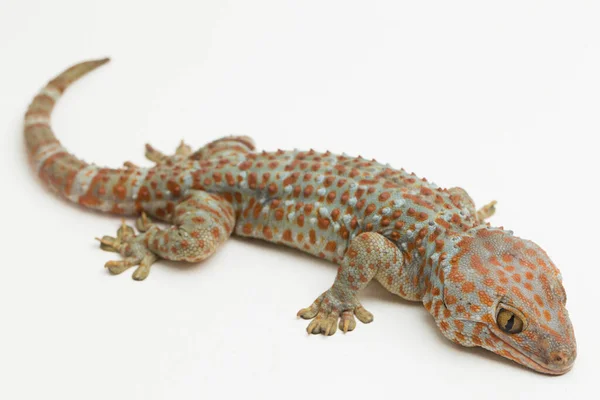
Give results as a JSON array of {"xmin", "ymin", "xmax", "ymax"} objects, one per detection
[{"xmin": 340, "ymin": 311, "xmax": 356, "ymax": 333}]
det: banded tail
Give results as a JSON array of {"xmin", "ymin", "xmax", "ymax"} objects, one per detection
[{"xmin": 24, "ymin": 58, "xmax": 142, "ymax": 215}]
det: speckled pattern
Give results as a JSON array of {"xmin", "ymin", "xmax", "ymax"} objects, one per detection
[{"xmin": 24, "ymin": 59, "xmax": 576, "ymax": 375}]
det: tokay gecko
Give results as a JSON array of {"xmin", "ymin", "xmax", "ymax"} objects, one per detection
[{"xmin": 24, "ymin": 59, "xmax": 576, "ymax": 375}]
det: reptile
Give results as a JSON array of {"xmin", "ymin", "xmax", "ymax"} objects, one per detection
[{"xmin": 24, "ymin": 59, "xmax": 576, "ymax": 375}]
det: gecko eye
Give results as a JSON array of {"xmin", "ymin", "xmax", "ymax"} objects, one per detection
[{"xmin": 496, "ymin": 307, "xmax": 525, "ymax": 334}]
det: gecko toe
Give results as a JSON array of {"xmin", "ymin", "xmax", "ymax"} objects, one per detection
[
  {"xmin": 300, "ymin": 289, "xmax": 371, "ymax": 335},
  {"xmin": 306, "ymin": 311, "xmax": 338, "ymax": 335},
  {"xmin": 339, "ymin": 311, "xmax": 357, "ymax": 333},
  {"xmin": 354, "ymin": 306, "xmax": 374, "ymax": 324}
]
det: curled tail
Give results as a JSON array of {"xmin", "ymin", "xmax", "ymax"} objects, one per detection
[{"xmin": 25, "ymin": 58, "xmax": 142, "ymax": 215}]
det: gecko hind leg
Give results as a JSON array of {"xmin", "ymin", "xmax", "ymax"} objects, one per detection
[
  {"xmin": 98, "ymin": 190, "xmax": 236, "ymax": 280},
  {"xmin": 298, "ymin": 232, "xmax": 403, "ymax": 335},
  {"xmin": 144, "ymin": 140, "xmax": 193, "ymax": 163},
  {"xmin": 448, "ymin": 187, "xmax": 497, "ymax": 223},
  {"xmin": 189, "ymin": 135, "xmax": 255, "ymax": 160},
  {"xmin": 477, "ymin": 200, "xmax": 497, "ymax": 221}
]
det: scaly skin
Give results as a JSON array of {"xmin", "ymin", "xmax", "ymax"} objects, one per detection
[{"xmin": 24, "ymin": 59, "xmax": 576, "ymax": 375}]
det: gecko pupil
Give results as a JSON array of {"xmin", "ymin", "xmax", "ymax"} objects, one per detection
[{"xmin": 505, "ymin": 315, "xmax": 515, "ymax": 331}]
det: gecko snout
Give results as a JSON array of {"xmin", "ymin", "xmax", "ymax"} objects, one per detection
[{"xmin": 544, "ymin": 347, "xmax": 576, "ymax": 374}]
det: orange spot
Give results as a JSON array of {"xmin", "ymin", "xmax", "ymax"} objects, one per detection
[
  {"xmin": 378, "ymin": 192, "xmax": 391, "ymax": 202},
  {"xmin": 483, "ymin": 277, "xmax": 495, "ymax": 287},
  {"xmin": 325, "ymin": 241, "xmax": 337, "ymax": 252},
  {"xmin": 433, "ymin": 301, "xmax": 442, "ymax": 318},
  {"xmin": 303, "ymin": 185, "xmax": 314, "ymax": 197},
  {"xmin": 167, "ymin": 181, "xmax": 181, "ymax": 197},
  {"xmin": 519, "ymin": 259, "xmax": 537, "ymax": 270},
  {"xmin": 462, "ymin": 281, "xmax": 475, "ymax": 293},
  {"xmin": 511, "ymin": 286, "xmax": 528, "ymax": 304},
  {"xmin": 275, "ymin": 209, "xmax": 284, "ymax": 221},
  {"xmin": 282, "ymin": 230, "xmax": 293, "ymax": 242},
  {"xmin": 439, "ymin": 321, "xmax": 449, "ymax": 332},
  {"xmin": 534, "ymin": 294, "xmax": 544, "ymax": 307},
  {"xmin": 471, "ymin": 254, "xmax": 489, "ymax": 275},
  {"xmin": 137, "ymin": 186, "xmax": 151, "ymax": 202},
  {"xmin": 318, "ymin": 218, "xmax": 330, "ymax": 229},
  {"xmin": 327, "ymin": 192, "xmax": 336, "ymax": 203},
  {"xmin": 454, "ymin": 320, "xmax": 465, "ymax": 331},
  {"xmin": 113, "ymin": 185, "xmax": 127, "ymax": 200},
  {"xmin": 257, "ymin": 226, "xmax": 271, "ymax": 240},
  {"xmin": 445, "ymin": 294, "xmax": 457, "ymax": 305},
  {"xmin": 330, "ymin": 209, "xmax": 340, "ymax": 221},
  {"xmin": 420, "ymin": 187, "xmax": 433, "ymax": 196},
  {"xmin": 309, "ymin": 230, "xmax": 317, "ymax": 244},
  {"xmin": 478, "ymin": 291, "xmax": 494, "ymax": 307},
  {"xmin": 525, "ymin": 271, "xmax": 534, "ymax": 280},
  {"xmin": 448, "ymin": 266, "xmax": 465, "ymax": 283}
]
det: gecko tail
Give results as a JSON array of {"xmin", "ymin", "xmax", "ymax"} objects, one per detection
[{"xmin": 24, "ymin": 58, "xmax": 141, "ymax": 215}]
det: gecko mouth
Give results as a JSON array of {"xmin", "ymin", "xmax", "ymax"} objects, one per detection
[{"xmin": 492, "ymin": 334, "xmax": 574, "ymax": 375}]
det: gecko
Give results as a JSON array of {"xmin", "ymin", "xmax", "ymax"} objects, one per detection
[{"xmin": 24, "ymin": 59, "xmax": 576, "ymax": 375}]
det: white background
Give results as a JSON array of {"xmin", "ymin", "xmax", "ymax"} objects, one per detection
[{"xmin": 1, "ymin": 1, "xmax": 598, "ymax": 399}]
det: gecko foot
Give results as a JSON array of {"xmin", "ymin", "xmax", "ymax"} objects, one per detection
[
  {"xmin": 96, "ymin": 220, "xmax": 158, "ymax": 281},
  {"xmin": 297, "ymin": 289, "xmax": 373, "ymax": 335},
  {"xmin": 477, "ymin": 200, "xmax": 497, "ymax": 221},
  {"xmin": 145, "ymin": 140, "xmax": 192, "ymax": 163}
]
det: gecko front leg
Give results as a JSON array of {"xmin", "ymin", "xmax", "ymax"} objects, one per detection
[
  {"xmin": 298, "ymin": 232, "xmax": 404, "ymax": 335},
  {"xmin": 98, "ymin": 190, "xmax": 235, "ymax": 280}
]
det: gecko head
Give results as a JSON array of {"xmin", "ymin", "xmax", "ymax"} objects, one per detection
[{"xmin": 436, "ymin": 228, "xmax": 576, "ymax": 375}]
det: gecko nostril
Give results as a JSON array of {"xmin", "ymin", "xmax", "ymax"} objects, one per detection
[
  {"xmin": 554, "ymin": 354, "xmax": 563, "ymax": 363},
  {"xmin": 549, "ymin": 351, "xmax": 568, "ymax": 365}
]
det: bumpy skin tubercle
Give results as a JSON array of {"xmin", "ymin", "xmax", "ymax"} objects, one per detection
[{"xmin": 24, "ymin": 59, "xmax": 576, "ymax": 375}]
